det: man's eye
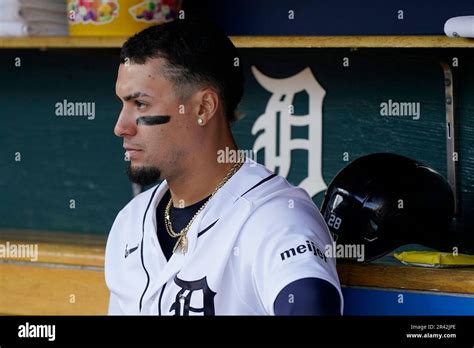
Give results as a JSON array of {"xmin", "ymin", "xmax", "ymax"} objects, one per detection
[{"xmin": 134, "ymin": 101, "xmax": 147, "ymax": 110}]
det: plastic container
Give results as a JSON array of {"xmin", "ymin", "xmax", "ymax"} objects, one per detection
[{"xmin": 68, "ymin": 0, "xmax": 181, "ymax": 36}]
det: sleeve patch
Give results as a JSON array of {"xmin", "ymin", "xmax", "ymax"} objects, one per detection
[{"xmin": 279, "ymin": 240, "xmax": 328, "ymax": 264}]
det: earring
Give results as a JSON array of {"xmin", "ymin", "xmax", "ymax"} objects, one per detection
[{"xmin": 198, "ymin": 118, "xmax": 204, "ymax": 126}]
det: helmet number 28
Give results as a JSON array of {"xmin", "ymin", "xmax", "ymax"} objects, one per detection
[{"xmin": 328, "ymin": 213, "xmax": 342, "ymax": 230}]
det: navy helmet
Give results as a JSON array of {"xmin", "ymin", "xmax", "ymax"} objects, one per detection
[{"xmin": 320, "ymin": 153, "xmax": 455, "ymax": 261}]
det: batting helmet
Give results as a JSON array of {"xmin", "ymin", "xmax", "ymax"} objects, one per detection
[{"xmin": 320, "ymin": 153, "xmax": 455, "ymax": 261}]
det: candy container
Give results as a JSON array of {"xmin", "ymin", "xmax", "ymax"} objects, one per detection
[
  {"xmin": 129, "ymin": 1, "xmax": 179, "ymax": 24},
  {"xmin": 69, "ymin": 0, "xmax": 181, "ymax": 36}
]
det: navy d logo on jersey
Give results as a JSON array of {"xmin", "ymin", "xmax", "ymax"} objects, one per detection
[{"xmin": 169, "ymin": 276, "xmax": 217, "ymax": 316}]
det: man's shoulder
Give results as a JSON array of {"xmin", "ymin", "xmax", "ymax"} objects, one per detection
[
  {"xmin": 240, "ymin": 163, "xmax": 317, "ymax": 218},
  {"xmin": 246, "ymin": 186, "xmax": 323, "ymax": 229},
  {"xmin": 233, "ymin": 173, "xmax": 333, "ymax": 275},
  {"xmin": 115, "ymin": 183, "xmax": 161, "ymax": 218},
  {"xmin": 107, "ymin": 183, "xmax": 163, "ymax": 246},
  {"xmin": 238, "ymin": 168, "xmax": 328, "ymax": 241},
  {"xmin": 237, "ymin": 161, "xmax": 306, "ymax": 203}
]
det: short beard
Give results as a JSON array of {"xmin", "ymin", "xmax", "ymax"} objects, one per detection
[{"xmin": 126, "ymin": 164, "xmax": 162, "ymax": 186}]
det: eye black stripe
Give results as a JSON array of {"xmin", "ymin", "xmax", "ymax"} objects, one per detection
[
  {"xmin": 241, "ymin": 173, "xmax": 277, "ymax": 197},
  {"xmin": 136, "ymin": 115, "xmax": 170, "ymax": 125}
]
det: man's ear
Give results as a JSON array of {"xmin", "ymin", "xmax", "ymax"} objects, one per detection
[{"xmin": 194, "ymin": 87, "xmax": 220, "ymax": 126}]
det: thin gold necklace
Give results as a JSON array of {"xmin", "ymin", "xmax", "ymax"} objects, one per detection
[{"xmin": 164, "ymin": 160, "xmax": 243, "ymax": 254}]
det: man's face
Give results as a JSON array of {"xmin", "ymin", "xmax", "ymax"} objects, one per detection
[{"xmin": 115, "ymin": 58, "xmax": 194, "ymax": 185}]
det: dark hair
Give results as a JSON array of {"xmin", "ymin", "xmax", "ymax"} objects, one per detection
[{"xmin": 120, "ymin": 19, "xmax": 244, "ymax": 123}]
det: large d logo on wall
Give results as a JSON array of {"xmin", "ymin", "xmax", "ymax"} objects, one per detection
[{"xmin": 251, "ymin": 66, "xmax": 327, "ymax": 198}]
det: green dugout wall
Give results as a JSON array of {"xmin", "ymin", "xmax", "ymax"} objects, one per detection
[{"xmin": 1, "ymin": 48, "xmax": 473, "ymax": 252}]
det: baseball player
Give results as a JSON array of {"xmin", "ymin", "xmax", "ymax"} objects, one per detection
[{"xmin": 105, "ymin": 19, "xmax": 343, "ymax": 315}]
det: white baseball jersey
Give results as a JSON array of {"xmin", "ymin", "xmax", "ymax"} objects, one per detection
[{"xmin": 105, "ymin": 159, "xmax": 343, "ymax": 315}]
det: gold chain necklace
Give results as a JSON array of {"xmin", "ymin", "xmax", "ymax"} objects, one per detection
[{"xmin": 164, "ymin": 160, "xmax": 243, "ymax": 254}]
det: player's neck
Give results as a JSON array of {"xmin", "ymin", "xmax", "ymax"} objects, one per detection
[{"xmin": 167, "ymin": 140, "xmax": 239, "ymax": 208}]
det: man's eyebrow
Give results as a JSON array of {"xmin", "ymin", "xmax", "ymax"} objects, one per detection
[{"xmin": 121, "ymin": 92, "xmax": 152, "ymax": 101}]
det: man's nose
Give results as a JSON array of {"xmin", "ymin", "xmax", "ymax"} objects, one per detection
[{"xmin": 114, "ymin": 109, "xmax": 137, "ymax": 137}]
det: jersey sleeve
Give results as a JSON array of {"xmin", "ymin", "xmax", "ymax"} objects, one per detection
[{"xmin": 250, "ymin": 197, "xmax": 344, "ymax": 315}]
